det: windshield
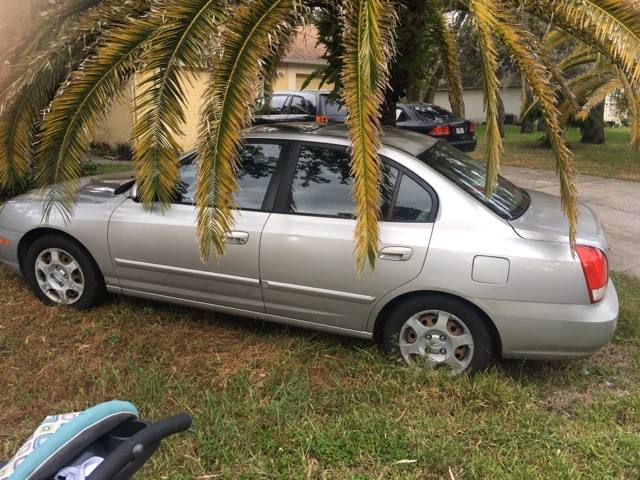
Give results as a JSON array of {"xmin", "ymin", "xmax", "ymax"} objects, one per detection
[{"xmin": 418, "ymin": 143, "xmax": 530, "ymax": 219}]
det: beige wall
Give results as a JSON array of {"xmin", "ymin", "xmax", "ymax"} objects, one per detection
[
  {"xmin": 274, "ymin": 62, "xmax": 327, "ymax": 91},
  {"xmin": 92, "ymin": 73, "xmax": 209, "ymax": 151},
  {"xmin": 95, "ymin": 63, "xmax": 330, "ymax": 151},
  {"xmin": 433, "ymin": 87, "xmax": 522, "ymax": 124}
]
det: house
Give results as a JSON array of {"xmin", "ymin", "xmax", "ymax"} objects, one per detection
[
  {"xmin": 273, "ymin": 25, "xmax": 329, "ymax": 91},
  {"xmin": 92, "ymin": 26, "xmax": 332, "ymax": 150},
  {"xmin": 433, "ymin": 73, "xmax": 523, "ymax": 125}
]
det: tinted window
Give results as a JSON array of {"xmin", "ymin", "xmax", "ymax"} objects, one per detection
[
  {"xmin": 288, "ymin": 146, "xmax": 396, "ymax": 219},
  {"xmin": 258, "ymin": 95, "xmax": 288, "ymax": 115},
  {"xmin": 289, "ymin": 96, "xmax": 313, "ymax": 115},
  {"xmin": 396, "ymin": 108, "xmax": 408, "ymax": 122},
  {"xmin": 320, "ymin": 95, "xmax": 347, "ymax": 117},
  {"xmin": 176, "ymin": 143, "xmax": 282, "ymax": 210},
  {"xmin": 412, "ymin": 104, "xmax": 452, "ymax": 119},
  {"xmin": 391, "ymin": 174, "xmax": 433, "ymax": 221},
  {"xmin": 418, "ymin": 143, "xmax": 529, "ymax": 219}
]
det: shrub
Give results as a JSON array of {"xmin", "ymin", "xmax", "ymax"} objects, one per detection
[
  {"xmin": 89, "ymin": 141, "xmax": 114, "ymax": 157},
  {"xmin": 114, "ymin": 142, "xmax": 134, "ymax": 161}
]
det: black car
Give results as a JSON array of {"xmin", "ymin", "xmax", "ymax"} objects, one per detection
[{"xmin": 253, "ymin": 90, "xmax": 477, "ymax": 152}]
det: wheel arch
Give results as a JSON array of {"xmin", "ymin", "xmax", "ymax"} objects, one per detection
[
  {"xmin": 18, "ymin": 227, "xmax": 104, "ymax": 281},
  {"xmin": 371, "ymin": 290, "xmax": 503, "ymax": 356}
]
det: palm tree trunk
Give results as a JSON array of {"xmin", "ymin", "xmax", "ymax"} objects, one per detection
[
  {"xmin": 580, "ymin": 102, "xmax": 606, "ymax": 144},
  {"xmin": 381, "ymin": 86, "xmax": 400, "ymax": 126}
]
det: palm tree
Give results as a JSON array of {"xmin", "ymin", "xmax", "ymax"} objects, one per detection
[
  {"xmin": 522, "ymin": 28, "xmax": 640, "ymax": 150},
  {"xmin": 1, "ymin": 0, "xmax": 639, "ymax": 270}
]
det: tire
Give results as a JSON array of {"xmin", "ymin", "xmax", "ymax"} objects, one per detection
[
  {"xmin": 23, "ymin": 233, "xmax": 106, "ymax": 310},
  {"xmin": 383, "ymin": 294, "xmax": 493, "ymax": 374}
]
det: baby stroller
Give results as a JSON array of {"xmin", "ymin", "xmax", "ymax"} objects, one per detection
[{"xmin": 0, "ymin": 401, "xmax": 192, "ymax": 480}]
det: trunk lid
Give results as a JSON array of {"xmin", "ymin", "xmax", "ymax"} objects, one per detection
[{"xmin": 509, "ymin": 189, "xmax": 609, "ymax": 251}]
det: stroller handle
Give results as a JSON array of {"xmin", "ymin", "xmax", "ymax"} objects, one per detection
[{"xmin": 87, "ymin": 414, "xmax": 192, "ymax": 480}]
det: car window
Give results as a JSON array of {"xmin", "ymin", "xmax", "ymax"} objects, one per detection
[
  {"xmin": 320, "ymin": 95, "xmax": 347, "ymax": 117},
  {"xmin": 418, "ymin": 143, "xmax": 529, "ymax": 219},
  {"xmin": 396, "ymin": 108, "xmax": 408, "ymax": 122},
  {"xmin": 257, "ymin": 95, "xmax": 289, "ymax": 115},
  {"xmin": 288, "ymin": 145, "xmax": 396, "ymax": 219},
  {"xmin": 412, "ymin": 104, "xmax": 452, "ymax": 117},
  {"xmin": 289, "ymin": 96, "xmax": 313, "ymax": 115},
  {"xmin": 391, "ymin": 174, "xmax": 433, "ymax": 222},
  {"xmin": 176, "ymin": 143, "xmax": 282, "ymax": 210}
]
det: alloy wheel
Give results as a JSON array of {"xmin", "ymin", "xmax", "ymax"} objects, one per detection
[
  {"xmin": 398, "ymin": 310, "xmax": 474, "ymax": 374},
  {"xmin": 34, "ymin": 248, "xmax": 85, "ymax": 305}
]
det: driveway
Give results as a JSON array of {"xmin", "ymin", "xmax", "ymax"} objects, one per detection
[{"xmin": 502, "ymin": 166, "xmax": 640, "ymax": 278}]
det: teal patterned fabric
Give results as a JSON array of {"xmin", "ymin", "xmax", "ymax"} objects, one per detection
[
  {"xmin": 0, "ymin": 401, "xmax": 138, "ymax": 480},
  {"xmin": 0, "ymin": 413, "xmax": 80, "ymax": 479}
]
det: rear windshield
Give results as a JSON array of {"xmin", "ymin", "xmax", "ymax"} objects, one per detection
[
  {"xmin": 412, "ymin": 104, "xmax": 453, "ymax": 120},
  {"xmin": 418, "ymin": 143, "xmax": 530, "ymax": 219}
]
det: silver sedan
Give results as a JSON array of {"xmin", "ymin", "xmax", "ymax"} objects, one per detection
[{"xmin": 0, "ymin": 124, "xmax": 618, "ymax": 373}]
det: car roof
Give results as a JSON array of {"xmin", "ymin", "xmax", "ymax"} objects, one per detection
[
  {"xmin": 245, "ymin": 122, "xmax": 439, "ymax": 157},
  {"xmin": 271, "ymin": 90, "xmax": 331, "ymax": 95}
]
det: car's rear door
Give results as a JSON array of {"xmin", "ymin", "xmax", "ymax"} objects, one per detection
[
  {"xmin": 108, "ymin": 141, "xmax": 288, "ymax": 312},
  {"xmin": 259, "ymin": 142, "xmax": 437, "ymax": 332}
]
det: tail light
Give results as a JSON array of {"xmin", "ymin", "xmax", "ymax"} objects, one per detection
[
  {"xmin": 469, "ymin": 123, "xmax": 476, "ymax": 134},
  {"xmin": 429, "ymin": 125, "xmax": 450, "ymax": 137},
  {"xmin": 316, "ymin": 115, "xmax": 329, "ymax": 123},
  {"xmin": 576, "ymin": 245, "xmax": 609, "ymax": 303}
]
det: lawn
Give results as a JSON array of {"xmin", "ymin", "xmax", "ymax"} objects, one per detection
[
  {"xmin": 0, "ymin": 265, "xmax": 638, "ymax": 479},
  {"xmin": 474, "ymin": 125, "xmax": 640, "ymax": 182},
  {"xmin": 93, "ymin": 162, "xmax": 134, "ymax": 176}
]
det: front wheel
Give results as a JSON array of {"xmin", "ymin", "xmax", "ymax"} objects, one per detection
[
  {"xmin": 24, "ymin": 234, "xmax": 106, "ymax": 310},
  {"xmin": 383, "ymin": 295, "xmax": 494, "ymax": 374}
]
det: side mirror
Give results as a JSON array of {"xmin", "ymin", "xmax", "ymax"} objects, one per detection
[{"xmin": 128, "ymin": 182, "xmax": 138, "ymax": 201}]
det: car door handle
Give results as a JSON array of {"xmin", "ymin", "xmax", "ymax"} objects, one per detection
[
  {"xmin": 225, "ymin": 231, "xmax": 249, "ymax": 245},
  {"xmin": 379, "ymin": 247, "xmax": 413, "ymax": 261}
]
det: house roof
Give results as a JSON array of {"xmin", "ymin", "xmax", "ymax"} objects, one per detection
[{"xmin": 282, "ymin": 25, "xmax": 328, "ymax": 65}]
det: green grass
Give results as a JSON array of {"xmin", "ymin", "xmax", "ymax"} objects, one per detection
[
  {"xmin": 1, "ymin": 267, "xmax": 639, "ymax": 479},
  {"xmin": 474, "ymin": 125, "xmax": 640, "ymax": 182},
  {"xmin": 92, "ymin": 162, "xmax": 134, "ymax": 175}
]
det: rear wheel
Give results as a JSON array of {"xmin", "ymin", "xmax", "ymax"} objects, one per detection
[
  {"xmin": 24, "ymin": 234, "xmax": 106, "ymax": 310},
  {"xmin": 383, "ymin": 295, "xmax": 493, "ymax": 374}
]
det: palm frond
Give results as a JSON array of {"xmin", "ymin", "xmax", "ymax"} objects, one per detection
[
  {"xmin": 558, "ymin": 47, "xmax": 599, "ymax": 71},
  {"xmin": 495, "ymin": 7, "xmax": 578, "ymax": 249},
  {"xmin": 1, "ymin": 0, "xmax": 104, "ymax": 66},
  {"xmin": 433, "ymin": 2, "xmax": 465, "ymax": 118},
  {"xmin": 525, "ymin": 0, "xmax": 640, "ymax": 89},
  {"xmin": 133, "ymin": 0, "xmax": 226, "ymax": 208},
  {"xmin": 341, "ymin": 0, "xmax": 397, "ymax": 271},
  {"xmin": 619, "ymin": 70, "xmax": 640, "ymax": 152},
  {"xmin": 196, "ymin": 0, "xmax": 300, "ymax": 260},
  {"xmin": 575, "ymin": 77, "xmax": 620, "ymax": 122},
  {"xmin": 466, "ymin": 0, "xmax": 502, "ymax": 195},
  {"xmin": 35, "ymin": 15, "xmax": 159, "ymax": 221},
  {"xmin": 0, "ymin": 0, "xmax": 146, "ymax": 193}
]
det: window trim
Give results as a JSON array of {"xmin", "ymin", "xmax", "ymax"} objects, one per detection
[{"xmin": 273, "ymin": 141, "xmax": 439, "ymax": 223}]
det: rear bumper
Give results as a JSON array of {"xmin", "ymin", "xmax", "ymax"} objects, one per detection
[
  {"xmin": 0, "ymin": 226, "xmax": 22, "ymax": 274},
  {"xmin": 473, "ymin": 279, "xmax": 619, "ymax": 360},
  {"xmin": 448, "ymin": 137, "xmax": 477, "ymax": 152}
]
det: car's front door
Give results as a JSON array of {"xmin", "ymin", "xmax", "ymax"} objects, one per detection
[
  {"xmin": 108, "ymin": 142, "xmax": 286, "ymax": 312},
  {"xmin": 259, "ymin": 143, "xmax": 437, "ymax": 332}
]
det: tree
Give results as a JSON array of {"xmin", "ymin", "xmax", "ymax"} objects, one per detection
[
  {"xmin": 1, "ymin": 0, "xmax": 640, "ymax": 270},
  {"xmin": 580, "ymin": 102, "xmax": 606, "ymax": 144},
  {"xmin": 522, "ymin": 28, "xmax": 640, "ymax": 151}
]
